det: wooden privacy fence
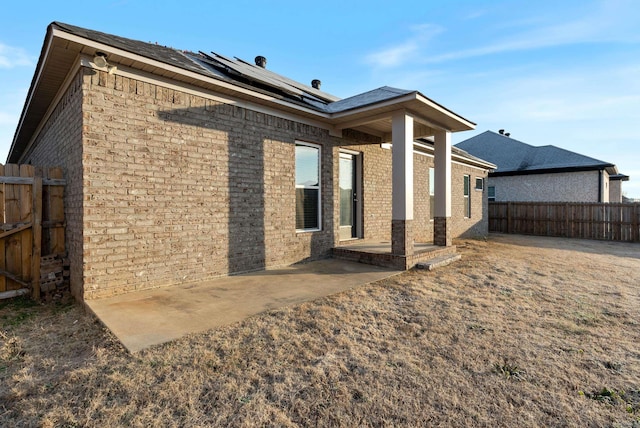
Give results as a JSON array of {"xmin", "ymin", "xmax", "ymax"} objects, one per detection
[
  {"xmin": 0, "ymin": 164, "xmax": 66, "ymax": 299},
  {"xmin": 489, "ymin": 201, "xmax": 640, "ymax": 242}
]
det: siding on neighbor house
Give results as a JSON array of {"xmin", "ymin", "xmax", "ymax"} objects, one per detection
[
  {"xmin": 22, "ymin": 70, "xmax": 85, "ymax": 299},
  {"xmin": 22, "ymin": 67, "xmax": 489, "ymax": 300},
  {"xmin": 610, "ymin": 180, "xmax": 623, "ymax": 203},
  {"xmin": 489, "ymin": 170, "xmax": 607, "ymax": 203},
  {"xmin": 602, "ymin": 170, "xmax": 610, "ymax": 203}
]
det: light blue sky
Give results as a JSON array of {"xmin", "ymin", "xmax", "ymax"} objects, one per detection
[{"xmin": 1, "ymin": 0, "xmax": 639, "ymax": 197}]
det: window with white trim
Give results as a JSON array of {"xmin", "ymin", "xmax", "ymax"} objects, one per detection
[
  {"xmin": 475, "ymin": 177, "xmax": 484, "ymax": 191},
  {"xmin": 488, "ymin": 186, "xmax": 496, "ymax": 202},
  {"xmin": 463, "ymin": 175, "xmax": 471, "ymax": 218},
  {"xmin": 295, "ymin": 142, "xmax": 321, "ymax": 231}
]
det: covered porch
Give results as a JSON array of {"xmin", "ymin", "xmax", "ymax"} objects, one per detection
[{"xmin": 327, "ymin": 87, "xmax": 475, "ymax": 269}]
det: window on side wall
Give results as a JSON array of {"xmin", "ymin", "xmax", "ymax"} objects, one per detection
[
  {"xmin": 488, "ymin": 186, "xmax": 496, "ymax": 202},
  {"xmin": 463, "ymin": 175, "xmax": 471, "ymax": 218},
  {"xmin": 429, "ymin": 167, "xmax": 435, "ymax": 220},
  {"xmin": 475, "ymin": 177, "xmax": 484, "ymax": 191},
  {"xmin": 295, "ymin": 142, "xmax": 321, "ymax": 231}
]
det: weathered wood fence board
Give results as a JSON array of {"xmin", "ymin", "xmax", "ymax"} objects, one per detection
[
  {"xmin": 0, "ymin": 164, "xmax": 66, "ymax": 298},
  {"xmin": 489, "ymin": 201, "xmax": 640, "ymax": 242}
]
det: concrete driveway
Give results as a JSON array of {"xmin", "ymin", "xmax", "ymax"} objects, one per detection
[{"xmin": 86, "ymin": 259, "xmax": 401, "ymax": 353}]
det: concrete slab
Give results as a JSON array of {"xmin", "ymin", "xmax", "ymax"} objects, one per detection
[
  {"xmin": 415, "ymin": 254, "xmax": 462, "ymax": 271},
  {"xmin": 86, "ymin": 259, "xmax": 401, "ymax": 353}
]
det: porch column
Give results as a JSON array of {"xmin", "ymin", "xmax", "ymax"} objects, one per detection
[
  {"xmin": 391, "ymin": 111, "xmax": 414, "ymax": 256},
  {"xmin": 434, "ymin": 130, "xmax": 452, "ymax": 246}
]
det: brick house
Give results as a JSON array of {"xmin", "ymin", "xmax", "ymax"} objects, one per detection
[
  {"xmin": 8, "ymin": 22, "xmax": 494, "ymax": 300},
  {"xmin": 456, "ymin": 130, "xmax": 629, "ymax": 203}
]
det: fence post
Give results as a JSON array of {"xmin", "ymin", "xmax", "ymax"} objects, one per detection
[
  {"xmin": 31, "ymin": 176, "xmax": 42, "ymax": 300},
  {"xmin": 507, "ymin": 202, "xmax": 512, "ymax": 234},
  {"xmin": 634, "ymin": 203, "xmax": 639, "ymax": 243}
]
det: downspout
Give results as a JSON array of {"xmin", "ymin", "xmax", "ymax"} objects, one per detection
[{"xmin": 598, "ymin": 170, "xmax": 603, "ymax": 203}]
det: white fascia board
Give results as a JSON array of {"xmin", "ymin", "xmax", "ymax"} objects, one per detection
[{"xmin": 415, "ymin": 92, "xmax": 476, "ymax": 130}]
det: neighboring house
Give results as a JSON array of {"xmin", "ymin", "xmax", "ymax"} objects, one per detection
[
  {"xmin": 456, "ymin": 130, "xmax": 629, "ymax": 203},
  {"xmin": 8, "ymin": 22, "xmax": 493, "ymax": 301}
]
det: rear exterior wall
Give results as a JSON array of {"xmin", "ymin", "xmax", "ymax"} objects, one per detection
[
  {"xmin": 79, "ymin": 68, "xmax": 357, "ymax": 299},
  {"xmin": 22, "ymin": 66, "xmax": 489, "ymax": 300}
]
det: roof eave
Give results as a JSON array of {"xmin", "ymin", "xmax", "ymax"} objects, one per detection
[
  {"xmin": 490, "ymin": 164, "xmax": 616, "ymax": 177},
  {"xmin": 9, "ymin": 23, "xmax": 477, "ymax": 163},
  {"xmin": 414, "ymin": 140, "xmax": 496, "ymax": 170},
  {"xmin": 7, "ymin": 24, "xmax": 56, "ymax": 163},
  {"xmin": 329, "ymin": 91, "xmax": 475, "ymax": 133}
]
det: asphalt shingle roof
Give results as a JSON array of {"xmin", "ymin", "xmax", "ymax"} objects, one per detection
[
  {"xmin": 455, "ymin": 130, "xmax": 615, "ymax": 175},
  {"xmin": 53, "ymin": 22, "xmax": 418, "ymax": 116}
]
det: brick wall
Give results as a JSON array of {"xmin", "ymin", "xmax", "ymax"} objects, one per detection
[
  {"xmin": 450, "ymin": 163, "xmax": 489, "ymax": 238},
  {"xmin": 489, "ymin": 170, "xmax": 601, "ymax": 202},
  {"xmin": 23, "ymin": 70, "xmax": 84, "ymax": 299},
  {"xmin": 334, "ymin": 135, "xmax": 390, "ymax": 242},
  {"xmin": 80, "ymin": 69, "xmax": 343, "ymax": 299},
  {"xmin": 23, "ymin": 65, "xmax": 489, "ymax": 300},
  {"xmin": 329, "ymin": 145, "xmax": 488, "ymax": 244},
  {"xmin": 413, "ymin": 153, "xmax": 434, "ymax": 242},
  {"xmin": 610, "ymin": 179, "xmax": 623, "ymax": 203}
]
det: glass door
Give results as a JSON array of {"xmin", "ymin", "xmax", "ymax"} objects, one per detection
[{"xmin": 339, "ymin": 152, "xmax": 358, "ymax": 240}]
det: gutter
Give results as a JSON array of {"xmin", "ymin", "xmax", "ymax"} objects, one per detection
[{"xmin": 490, "ymin": 164, "xmax": 616, "ymax": 177}]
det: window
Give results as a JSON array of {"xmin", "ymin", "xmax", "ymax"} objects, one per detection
[
  {"xmin": 295, "ymin": 142, "xmax": 321, "ymax": 231},
  {"xmin": 463, "ymin": 175, "xmax": 471, "ymax": 218},
  {"xmin": 429, "ymin": 167, "xmax": 435, "ymax": 219},
  {"xmin": 475, "ymin": 177, "xmax": 484, "ymax": 191},
  {"xmin": 488, "ymin": 186, "xmax": 496, "ymax": 202}
]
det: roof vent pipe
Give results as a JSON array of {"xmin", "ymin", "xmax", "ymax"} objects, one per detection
[
  {"xmin": 505, "ymin": 133, "xmax": 511, "ymax": 137},
  {"xmin": 311, "ymin": 79, "xmax": 321, "ymax": 89},
  {"xmin": 498, "ymin": 129, "xmax": 505, "ymax": 135},
  {"xmin": 255, "ymin": 56, "xmax": 267, "ymax": 68}
]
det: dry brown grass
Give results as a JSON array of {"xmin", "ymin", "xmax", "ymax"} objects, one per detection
[{"xmin": 1, "ymin": 234, "xmax": 639, "ymax": 427}]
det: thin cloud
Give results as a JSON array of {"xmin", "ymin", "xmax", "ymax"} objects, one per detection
[
  {"xmin": 0, "ymin": 43, "xmax": 33, "ymax": 68},
  {"xmin": 0, "ymin": 111, "xmax": 15, "ymax": 125},
  {"xmin": 427, "ymin": 1, "xmax": 640, "ymax": 64},
  {"xmin": 364, "ymin": 24, "xmax": 443, "ymax": 68}
]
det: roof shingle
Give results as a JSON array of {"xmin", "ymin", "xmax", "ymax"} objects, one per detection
[{"xmin": 455, "ymin": 130, "xmax": 616, "ymax": 175}]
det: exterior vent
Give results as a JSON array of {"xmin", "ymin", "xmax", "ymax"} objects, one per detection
[
  {"xmin": 311, "ymin": 79, "xmax": 321, "ymax": 90},
  {"xmin": 498, "ymin": 129, "xmax": 505, "ymax": 135},
  {"xmin": 255, "ymin": 56, "xmax": 267, "ymax": 68}
]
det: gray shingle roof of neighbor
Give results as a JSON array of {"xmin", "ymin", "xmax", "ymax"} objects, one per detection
[
  {"xmin": 416, "ymin": 138, "xmax": 496, "ymax": 169},
  {"xmin": 53, "ymin": 22, "xmax": 417, "ymax": 115},
  {"xmin": 455, "ymin": 130, "xmax": 618, "ymax": 176}
]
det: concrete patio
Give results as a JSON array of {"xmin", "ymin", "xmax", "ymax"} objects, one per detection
[{"xmin": 86, "ymin": 259, "xmax": 401, "ymax": 353}]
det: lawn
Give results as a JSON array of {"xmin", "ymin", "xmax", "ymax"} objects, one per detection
[{"xmin": 1, "ymin": 234, "xmax": 639, "ymax": 427}]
